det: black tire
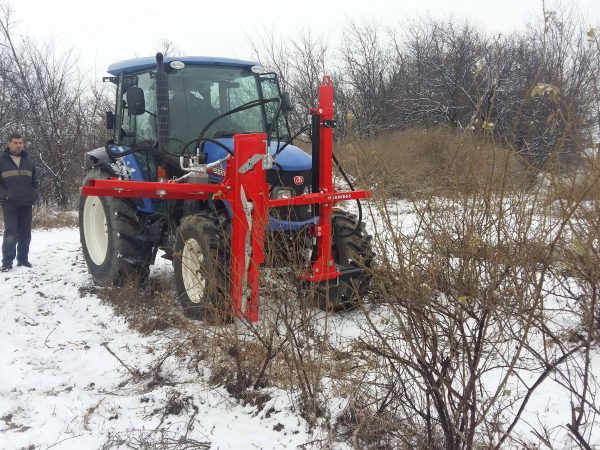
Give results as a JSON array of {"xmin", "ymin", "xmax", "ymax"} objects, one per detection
[
  {"xmin": 173, "ymin": 212, "xmax": 231, "ymax": 322},
  {"xmin": 79, "ymin": 168, "xmax": 150, "ymax": 285},
  {"xmin": 316, "ymin": 211, "xmax": 374, "ymax": 311}
]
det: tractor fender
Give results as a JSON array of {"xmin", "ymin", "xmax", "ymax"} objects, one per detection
[{"xmin": 85, "ymin": 146, "xmax": 116, "ymax": 174}]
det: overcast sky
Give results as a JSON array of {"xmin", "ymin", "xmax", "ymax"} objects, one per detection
[{"xmin": 7, "ymin": 0, "xmax": 600, "ymax": 79}]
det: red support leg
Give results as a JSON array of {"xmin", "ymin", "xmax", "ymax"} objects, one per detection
[
  {"xmin": 307, "ymin": 76, "xmax": 341, "ymax": 282},
  {"xmin": 227, "ymin": 133, "xmax": 268, "ymax": 321}
]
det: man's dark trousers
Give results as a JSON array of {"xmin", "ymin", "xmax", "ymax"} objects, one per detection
[{"xmin": 2, "ymin": 204, "xmax": 32, "ymax": 267}]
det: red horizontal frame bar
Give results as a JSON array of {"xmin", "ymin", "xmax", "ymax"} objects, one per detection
[
  {"xmin": 82, "ymin": 179, "xmax": 231, "ymax": 200},
  {"xmin": 269, "ymin": 189, "xmax": 370, "ymax": 208},
  {"xmin": 82, "ymin": 180, "xmax": 369, "ymax": 206}
]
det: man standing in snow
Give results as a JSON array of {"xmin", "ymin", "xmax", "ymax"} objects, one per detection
[{"xmin": 0, "ymin": 133, "xmax": 38, "ymax": 272}]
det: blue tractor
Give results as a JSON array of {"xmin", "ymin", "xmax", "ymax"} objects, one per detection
[{"xmin": 79, "ymin": 54, "xmax": 373, "ymax": 318}]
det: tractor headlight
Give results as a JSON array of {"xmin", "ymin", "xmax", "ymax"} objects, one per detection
[{"xmin": 273, "ymin": 187, "xmax": 294, "ymax": 199}]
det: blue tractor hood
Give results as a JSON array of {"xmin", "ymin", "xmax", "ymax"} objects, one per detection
[{"xmin": 202, "ymin": 138, "xmax": 312, "ymax": 172}]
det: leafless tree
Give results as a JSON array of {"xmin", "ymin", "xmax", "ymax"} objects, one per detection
[
  {"xmin": 157, "ymin": 38, "xmax": 182, "ymax": 57},
  {"xmin": 337, "ymin": 21, "xmax": 394, "ymax": 137},
  {"xmin": 0, "ymin": 2, "xmax": 109, "ymax": 207},
  {"xmin": 252, "ymin": 8, "xmax": 598, "ymax": 164},
  {"xmin": 249, "ymin": 27, "xmax": 330, "ymax": 137}
]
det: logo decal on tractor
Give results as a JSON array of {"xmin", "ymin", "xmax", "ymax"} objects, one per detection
[{"xmin": 293, "ymin": 176, "xmax": 304, "ymax": 185}]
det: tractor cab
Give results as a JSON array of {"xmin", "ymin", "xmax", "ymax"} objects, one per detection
[{"xmin": 106, "ymin": 57, "xmax": 289, "ymax": 156}]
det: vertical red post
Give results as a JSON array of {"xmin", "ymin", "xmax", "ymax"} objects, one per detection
[
  {"xmin": 309, "ymin": 77, "xmax": 341, "ymax": 281},
  {"xmin": 227, "ymin": 133, "xmax": 268, "ymax": 321}
]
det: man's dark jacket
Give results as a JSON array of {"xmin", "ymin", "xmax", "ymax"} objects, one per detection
[{"xmin": 0, "ymin": 148, "xmax": 38, "ymax": 206}]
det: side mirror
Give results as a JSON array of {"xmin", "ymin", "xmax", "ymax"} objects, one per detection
[
  {"xmin": 105, "ymin": 111, "xmax": 115, "ymax": 130},
  {"xmin": 280, "ymin": 92, "xmax": 293, "ymax": 115},
  {"xmin": 126, "ymin": 87, "xmax": 145, "ymax": 116}
]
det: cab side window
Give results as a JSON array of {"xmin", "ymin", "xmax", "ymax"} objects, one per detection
[
  {"xmin": 260, "ymin": 75, "xmax": 289, "ymax": 141},
  {"xmin": 120, "ymin": 73, "xmax": 157, "ymax": 146}
]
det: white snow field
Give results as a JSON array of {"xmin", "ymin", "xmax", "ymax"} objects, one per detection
[{"xmin": 0, "ymin": 228, "xmax": 331, "ymax": 450}]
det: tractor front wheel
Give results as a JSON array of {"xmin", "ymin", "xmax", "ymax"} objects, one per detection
[{"xmin": 173, "ymin": 212, "xmax": 231, "ymax": 322}]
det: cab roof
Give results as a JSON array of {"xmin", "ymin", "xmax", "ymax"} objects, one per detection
[{"xmin": 107, "ymin": 56, "xmax": 259, "ymax": 76}]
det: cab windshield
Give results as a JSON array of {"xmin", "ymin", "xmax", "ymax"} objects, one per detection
[
  {"xmin": 120, "ymin": 65, "xmax": 266, "ymax": 154},
  {"xmin": 167, "ymin": 66, "xmax": 264, "ymax": 151}
]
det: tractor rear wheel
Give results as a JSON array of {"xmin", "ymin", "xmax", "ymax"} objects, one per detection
[
  {"xmin": 79, "ymin": 168, "xmax": 150, "ymax": 285},
  {"xmin": 173, "ymin": 212, "xmax": 231, "ymax": 322},
  {"xmin": 315, "ymin": 211, "xmax": 374, "ymax": 311}
]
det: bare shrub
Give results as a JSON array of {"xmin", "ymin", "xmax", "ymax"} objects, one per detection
[
  {"xmin": 195, "ymin": 226, "xmax": 336, "ymax": 426},
  {"xmin": 32, "ymin": 206, "xmax": 78, "ymax": 228},
  {"xmin": 326, "ymin": 133, "xmax": 600, "ymax": 448},
  {"xmin": 101, "ymin": 429, "xmax": 210, "ymax": 450},
  {"xmin": 549, "ymin": 153, "xmax": 600, "ymax": 447},
  {"xmin": 546, "ymin": 155, "xmax": 600, "ymax": 202}
]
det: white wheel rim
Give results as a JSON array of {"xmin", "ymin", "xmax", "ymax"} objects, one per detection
[
  {"xmin": 83, "ymin": 195, "xmax": 109, "ymax": 266},
  {"xmin": 182, "ymin": 238, "xmax": 205, "ymax": 303}
]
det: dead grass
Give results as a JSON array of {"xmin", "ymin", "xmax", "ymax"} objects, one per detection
[
  {"xmin": 335, "ymin": 127, "xmax": 526, "ymax": 198},
  {"xmin": 93, "ymin": 273, "xmax": 184, "ymax": 335},
  {"xmin": 0, "ymin": 205, "xmax": 78, "ymax": 229},
  {"xmin": 544, "ymin": 155, "xmax": 600, "ymax": 203},
  {"xmin": 33, "ymin": 206, "xmax": 78, "ymax": 229}
]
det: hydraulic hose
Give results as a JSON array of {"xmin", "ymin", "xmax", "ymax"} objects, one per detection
[
  {"xmin": 274, "ymin": 124, "xmax": 311, "ymax": 158},
  {"xmin": 196, "ymin": 97, "xmax": 279, "ymax": 146},
  {"xmin": 332, "ymin": 151, "xmax": 362, "ymax": 238},
  {"xmin": 105, "ymin": 140, "xmax": 156, "ymax": 159},
  {"xmin": 180, "ymin": 136, "xmax": 235, "ymax": 158}
]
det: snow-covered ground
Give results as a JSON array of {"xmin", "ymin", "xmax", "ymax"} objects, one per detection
[
  {"xmin": 0, "ymin": 229, "xmax": 331, "ymax": 450},
  {"xmin": 1, "ymin": 213, "xmax": 599, "ymax": 449}
]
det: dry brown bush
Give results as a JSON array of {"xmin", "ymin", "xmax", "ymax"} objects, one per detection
[
  {"xmin": 335, "ymin": 128, "xmax": 527, "ymax": 198},
  {"xmin": 545, "ymin": 155, "xmax": 600, "ymax": 203},
  {"xmin": 0, "ymin": 205, "xmax": 78, "ymax": 229},
  {"xmin": 94, "ymin": 272, "xmax": 183, "ymax": 335},
  {"xmin": 32, "ymin": 206, "xmax": 79, "ymax": 229},
  {"xmin": 328, "ymin": 134, "xmax": 600, "ymax": 448}
]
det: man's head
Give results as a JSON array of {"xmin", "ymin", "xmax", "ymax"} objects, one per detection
[{"xmin": 7, "ymin": 133, "xmax": 24, "ymax": 156}]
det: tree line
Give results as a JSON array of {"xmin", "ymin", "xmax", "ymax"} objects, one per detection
[
  {"xmin": 1, "ymin": 2, "xmax": 599, "ymax": 207},
  {"xmin": 0, "ymin": 4, "xmax": 111, "ymax": 207},
  {"xmin": 254, "ymin": 7, "xmax": 600, "ymax": 165}
]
